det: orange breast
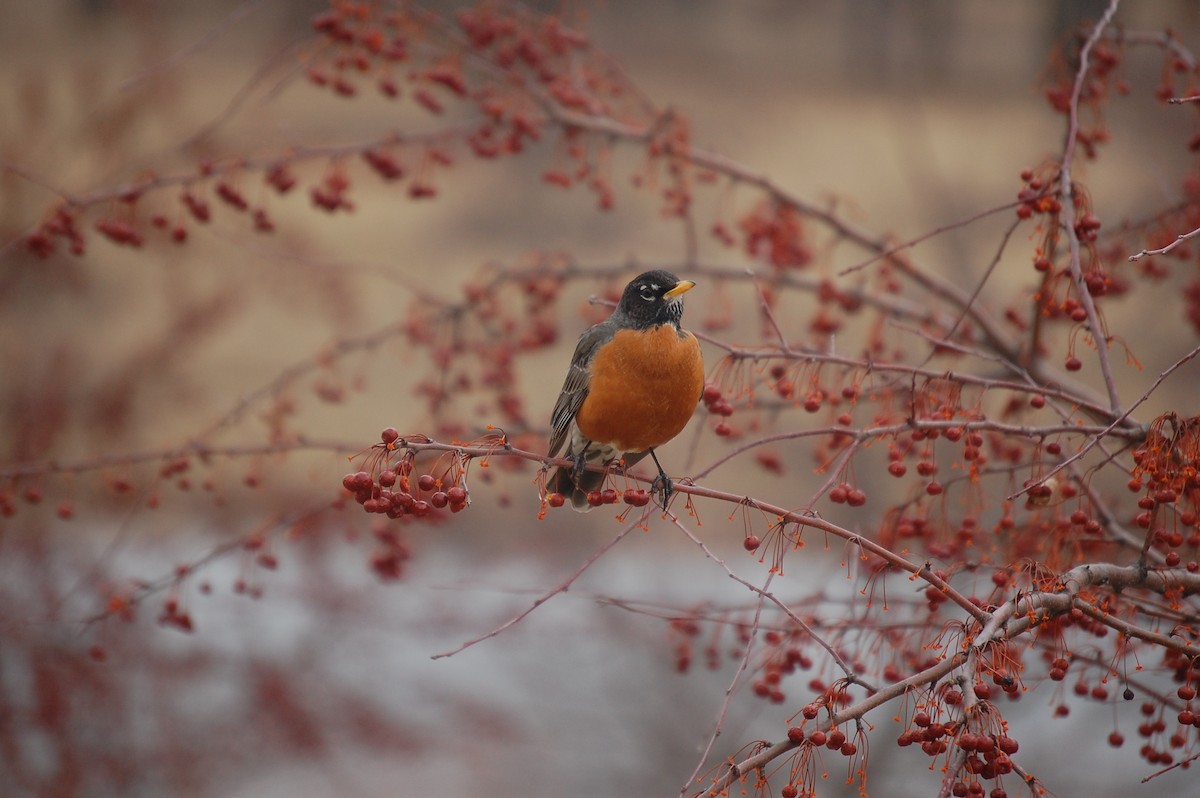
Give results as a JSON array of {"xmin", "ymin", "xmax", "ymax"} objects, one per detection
[{"xmin": 575, "ymin": 325, "xmax": 704, "ymax": 453}]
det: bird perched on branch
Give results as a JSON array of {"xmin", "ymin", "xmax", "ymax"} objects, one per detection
[{"xmin": 546, "ymin": 270, "xmax": 705, "ymax": 511}]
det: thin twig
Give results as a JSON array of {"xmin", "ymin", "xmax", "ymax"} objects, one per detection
[
  {"xmin": 1057, "ymin": 0, "xmax": 1123, "ymax": 413},
  {"xmin": 1142, "ymin": 747, "xmax": 1200, "ymax": 781},
  {"xmin": 119, "ymin": 0, "xmax": 272, "ymax": 92},
  {"xmin": 667, "ymin": 514, "xmax": 871, "ymax": 689},
  {"xmin": 430, "ymin": 510, "xmax": 646, "ymax": 659},
  {"xmin": 1128, "ymin": 224, "xmax": 1200, "ymax": 262},
  {"xmin": 837, "ymin": 197, "xmax": 1027, "ymax": 278},
  {"xmin": 924, "ymin": 218, "xmax": 1022, "ymax": 364},
  {"xmin": 672, "ymin": 538, "xmax": 774, "ymax": 798}
]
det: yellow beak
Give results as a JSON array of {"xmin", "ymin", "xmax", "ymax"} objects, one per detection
[{"xmin": 663, "ymin": 280, "xmax": 696, "ymax": 299}]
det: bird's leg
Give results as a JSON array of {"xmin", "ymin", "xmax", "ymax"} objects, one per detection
[
  {"xmin": 648, "ymin": 448, "xmax": 673, "ymax": 509},
  {"xmin": 570, "ymin": 441, "xmax": 592, "ymax": 488}
]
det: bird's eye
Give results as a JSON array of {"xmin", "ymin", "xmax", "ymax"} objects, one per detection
[{"xmin": 640, "ymin": 291, "xmax": 656, "ymax": 302}]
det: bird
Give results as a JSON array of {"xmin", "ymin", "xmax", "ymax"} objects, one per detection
[{"xmin": 546, "ymin": 269, "xmax": 705, "ymax": 511}]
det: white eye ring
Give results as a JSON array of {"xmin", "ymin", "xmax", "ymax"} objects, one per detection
[{"xmin": 640, "ymin": 292, "xmax": 656, "ymax": 302}]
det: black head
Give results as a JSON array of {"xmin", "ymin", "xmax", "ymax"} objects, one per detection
[{"xmin": 612, "ymin": 270, "xmax": 696, "ymax": 329}]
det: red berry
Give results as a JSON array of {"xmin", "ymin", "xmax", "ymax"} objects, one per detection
[
  {"xmin": 786, "ymin": 726, "xmax": 805, "ymax": 743},
  {"xmin": 744, "ymin": 535, "xmax": 762, "ymax": 552},
  {"xmin": 547, "ymin": 492, "xmax": 566, "ymax": 508},
  {"xmin": 628, "ymin": 490, "xmax": 650, "ymax": 506}
]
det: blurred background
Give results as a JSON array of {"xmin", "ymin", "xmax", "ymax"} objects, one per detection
[{"xmin": 2, "ymin": 2, "xmax": 1199, "ymax": 797}]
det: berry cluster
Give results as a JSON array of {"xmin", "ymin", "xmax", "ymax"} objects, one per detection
[
  {"xmin": 368, "ymin": 526, "xmax": 411, "ymax": 582},
  {"xmin": 1042, "ymin": 39, "xmax": 1124, "ymax": 159},
  {"xmin": 750, "ymin": 635, "xmax": 819, "ymax": 705},
  {"xmin": 544, "ymin": 486, "xmax": 652, "ymax": 510},
  {"xmin": 343, "ymin": 428, "xmax": 471, "ymax": 519},
  {"xmin": 827, "ymin": 481, "xmax": 866, "ymax": 507},
  {"xmin": 1130, "ymin": 412, "xmax": 1200, "ymax": 567},
  {"xmin": 25, "ymin": 206, "xmax": 87, "ymax": 258},
  {"xmin": 784, "ymin": 722, "xmax": 858, "ymax": 758},
  {"xmin": 701, "ymin": 381, "xmax": 734, "ymax": 437},
  {"xmin": 735, "ymin": 201, "xmax": 813, "ymax": 271}
]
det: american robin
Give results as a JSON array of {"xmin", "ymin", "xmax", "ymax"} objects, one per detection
[{"xmin": 546, "ymin": 269, "xmax": 705, "ymax": 510}]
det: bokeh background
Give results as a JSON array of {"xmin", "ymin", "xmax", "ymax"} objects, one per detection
[{"xmin": 3, "ymin": 2, "xmax": 1200, "ymax": 797}]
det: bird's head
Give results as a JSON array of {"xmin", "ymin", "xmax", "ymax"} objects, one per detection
[{"xmin": 613, "ymin": 270, "xmax": 696, "ymax": 329}]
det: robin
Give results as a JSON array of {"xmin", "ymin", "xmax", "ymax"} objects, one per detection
[{"xmin": 546, "ymin": 269, "xmax": 705, "ymax": 511}]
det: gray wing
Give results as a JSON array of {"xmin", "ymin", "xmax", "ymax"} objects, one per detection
[{"xmin": 547, "ymin": 321, "xmax": 616, "ymax": 458}]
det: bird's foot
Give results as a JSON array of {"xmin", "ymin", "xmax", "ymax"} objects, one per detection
[
  {"xmin": 570, "ymin": 449, "xmax": 588, "ymax": 487},
  {"xmin": 646, "ymin": 448, "xmax": 676, "ymax": 510},
  {"xmin": 650, "ymin": 472, "xmax": 674, "ymax": 510}
]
